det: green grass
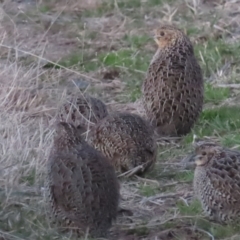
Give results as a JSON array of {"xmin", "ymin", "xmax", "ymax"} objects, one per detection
[
  {"xmin": 123, "ymin": 34, "xmax": 151, "ymax": 49},
  {"xmin": 199, "ymin": 106, "xmax": 240, "ymax": 133},
  {"xmin": 55, "ymin": 46, "xmax": 150, "ymax": 71},
  {"xmin": 20, "ymin": 169, "xmax": 36, "ymax": 186},
  {"xmin": 99, "ymin": 49, "xmax": 149, "ymax": 70},
  {"xmin": 204, "ymin": 83, "xmax": 230, "ymax": 104},
  {"xmin": 58, "ymin": 51, "xmax": 98, "ymax": 71},
  {"xmin": 53, "ymin": 42, "xmax": 150, "ymax": 101},
  {"xmin": 177, "ymin": 199, "xmax": 202, "ymax": 216},
  {"xmin": 183, "ymin": 106, "xmax": 240, "ymax": 146},
  {"xmin": 187, "ymin": 27, "xmax": 202, "ymax": 36},
  {"xmin": 38, "ymin": 5, "xmax": 52, "ymax": 13},
  {"xmin": 117, "ymin": 0, "xmax": 142, "ymax": 9},
  {"xmin": 127, "ymin": 226, "xmax": 150, "ymax": 237},
  {"xmin": 123, "ymin": 72, "xmax": 143, "ymax": 101},
  {"xmin": 195, "ymin": 219, "xmax": 240, "ymax": 239},
  {"xmin": 139, "ymin": 184, "xmax": 158, "ymax": 197},
  {"xmin": 77, "ymin": 0, "xmax": 171, "ymax": 18},
  {"xmin": 116, "ymin": 0, "xmax": 174, "ymax": 9},
  {"xmin": 195, "ymin": 39, "xmax": 240, "ymax": 77},
  {"xmin": 81, "ymin": 2, "xmax": 115, "ymax": 17},
  {"xmin": 177, "ymin": 200, "xmax": 240, "ymax": 238},
  {"xmin": 174, "ymin": 171, "xmax": 194, "ymax": 182},
  {"xmin": 222, "ymin": 134, "xmax": 240, "ymax": 148},
  {"xmin": 42, "ymin": 0, "xmax": 146, "ymax": 18}
]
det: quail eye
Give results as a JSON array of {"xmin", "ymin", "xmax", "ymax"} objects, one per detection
[
  {"xmin": 160, "ymin": 31, "xmax": 165, "ymax": 37},
  {"xmin": 202, "ymin": 151, "xmax": 207, "ymax": 156}
]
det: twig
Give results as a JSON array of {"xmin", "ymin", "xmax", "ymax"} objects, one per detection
[
  {"xmin": 156, "ymin": 136, "xmax": 182, "ymax": 141},
  {"xmin": 143, "ymin": 192, "xmax": 182, "ymax": 202},
  {"xmin": 0, "ymin": 230, "xmax": 25, "ymax": 240},
  {"xmin": 0, "ymin": 44, "xmax": 101, "ymax": 83},
  {"xmin": 115, "ymin": 65, "xmax": 146, "ymax": 74},
  {"xmin": 120, "ymin": 215, "xmax": 205, "ymax": 229},
  {"xmin": 158, "ymin": 146, "xmax": 177, "ymax": 156},
  {"xmin": 134, "ymin": 176, "xmax": 160, "ymax": 185},
  {"xmin": 118, "ymin": 165, "xmax": 144, "ymax": 178},
  {"xmin": 114, "ymin": 0, "xmax": 127, "ymax": 19},
  {"xmin": 37, "ymin": 6, "xmax": 66, "ymax": 49},
  {"xmin": 159, "ymin": 181, "xmax": 189, "ymax": 188},
  {"xmin": 193, "ymin": 227, "xmax": 215, "ymax": 240},
  {"xmin": 158, "ymin": 162, "xmax": 184, "ymax": 166},
  {"xmin": 179, "ymin": 196, "xmax": 189, "ymax": 206},
  {"xmin": 214, "ymin": 24, "xmax": 235, "ymax": 38},
  {"xmin": 216, "ymin": 83, "xmax": 240, "ymax": 89}
]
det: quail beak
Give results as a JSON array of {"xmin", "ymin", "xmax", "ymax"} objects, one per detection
[
  {"xmin": 183, "ymin": 154, "xmax": 202, "ymax": 168},
  {"xmin": 194, "ymin": 154, "xmax": 201, "ymax": 161},
  {"xmin": 194, "ymin": 154, "xmax": 204, "ymax": 166}
]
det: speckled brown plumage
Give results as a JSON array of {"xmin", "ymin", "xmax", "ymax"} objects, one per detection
[
  {"xmin": 88, "ymin": 112, "xmax": 157, "ymax": 174},
  {"xmin": 47, "ymin": 122, "xmax": 119, "ymax": 238},
  {"xmin": 58, "ymin": 94, "xmax": 108, "ymax": 130},
  {"xmin": 193, "ymin": 141, "xmax": 240, "ymax": 223},
  {"xmin": 142, "ymin": 24, "xmax": 204, "ymax": 137}
]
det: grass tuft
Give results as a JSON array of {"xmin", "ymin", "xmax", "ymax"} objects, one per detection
[{"xmin": 177, "ymin": 199, "xmax": 202, "ymax": 216}]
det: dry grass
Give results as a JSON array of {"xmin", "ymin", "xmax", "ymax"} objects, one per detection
[{"xmin": 0, "ymin": 0, "xmax": 240, "ymax": 239}]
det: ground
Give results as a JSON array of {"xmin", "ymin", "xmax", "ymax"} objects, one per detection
[{"xmin": 0, "ymin": 0, "xmax": 240, "ymax": 239}]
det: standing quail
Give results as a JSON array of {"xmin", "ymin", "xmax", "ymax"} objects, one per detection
[
  {"xmin": 47, "ymin": 122, "xmax": 119, "ymax": 237},
  {"xmin": 142, "ymin": 24, "xmax": 204, "ymax": 137},
  {"xmin": 192, "ymin": 141, "xmax": 240, "ymax": 223},
  {"xmin": 88, "ymin": 112, "xmax": 157, "ymax": 175},
  {"xmin": 58, "ymin": 94, "xmax": 108, "ymax": 130}
]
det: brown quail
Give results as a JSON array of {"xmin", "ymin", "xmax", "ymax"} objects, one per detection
[
  {"xmin": 142, "ymin": 24, "xmax": 204, "ymax": 137},
  {"xmin": 88, "ymin": 112, "xmax": 157, "ymax": 175},
  {"xmin": 58, "ymin": 94, "xmax": 108, "ymax": 130},
  {"xmin": 192, "ymin": 141, "xmax": 240, "ymax": 223},
  {"xmin": 47, "ymin": 122, "xmax": 119, "ymax": 238}
]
